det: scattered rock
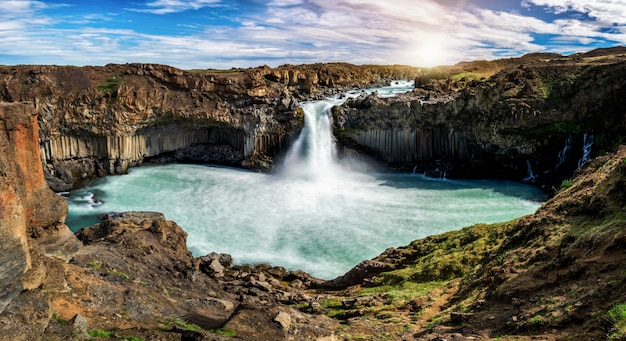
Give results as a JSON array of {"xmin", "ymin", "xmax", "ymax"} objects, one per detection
[
  {"xmin": 274, "ymin": 311, "xmax": 292, "ymax": 330},
  {"xmin": 70, "ymin": 314, "xmax": 90, "ymax": 340},
  {"xmin": 450, "ymin": 312, "xmax": 473, "ymax": 325},
  {"xmin": 319, "ymin": 260, "xmax": 395, "ymax": 289}
]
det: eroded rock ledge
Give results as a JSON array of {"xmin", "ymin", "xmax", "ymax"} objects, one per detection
[
  {"xmin": 333, "ymin": 48, "xmax": 626, "ymax": 191},
  {"xmin": 4, "ymin": 211, "xmax": 339, "ymax": 340},
  {"xmin": 1, "ymin": 62, "xmax": 421, "ymax": 191}
]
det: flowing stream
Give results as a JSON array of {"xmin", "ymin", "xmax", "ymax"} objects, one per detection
[{"xmin": 66, "ymin": 81, "xmax": 544, "ymax": 279}]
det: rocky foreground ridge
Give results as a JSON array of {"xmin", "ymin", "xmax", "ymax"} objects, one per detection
[
  {"xmin": 1, "ymin": 146, "xmax": 625, "ymax": 340},
  {"xmin": 0, "ymin": 47, "xmax": 625, "ymax": 340}
]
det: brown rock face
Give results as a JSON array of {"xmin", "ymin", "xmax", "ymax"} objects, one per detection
[
  {"xmin": 0, "ymin": 102, "xmax": 76, "ymax": 313},
  {"xmin": 0, "ymin": 63, "xmax": 423, "ymax": 191},
  {"xmin": 334, "ymin": 51, "xmax": 626, "ymax": 191},
  {"xmin": 38, "ymin": 211, "xmax": 339, "ymax": 340}
]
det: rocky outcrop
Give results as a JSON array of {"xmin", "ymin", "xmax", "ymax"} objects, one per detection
[
  {"xmin": 0, "ymin": 102, "xmax": 80, "ymax": 314},
  {"xmin": 35, "ymin": 211, "xmax": 339, "ymax": 340},
  {"xmin": 0, "ymin": 63, "xmax": 423, "ymax": 190},
  {"xmin": 334, "ymin": 50, "xmax": 626, "ymax": 190}
]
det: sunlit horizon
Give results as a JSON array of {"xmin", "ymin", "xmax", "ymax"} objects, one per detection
[{"xmin": 2, "ymin": 1, "xmax": 626, "ymax": 69}]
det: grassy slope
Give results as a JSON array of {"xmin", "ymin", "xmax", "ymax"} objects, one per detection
[{"xmin": 318, "ymin": 146, "xmax": 626, "ymax": 340}]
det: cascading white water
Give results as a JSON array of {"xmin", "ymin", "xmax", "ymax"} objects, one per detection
[
  {"xmin": 65, "ymin": 80, "xmax": 544, "ymax": 279},
  {"xmin": 522, "ymin": 160, "xmax": 536, "ymax": 183},
  {"xmin": 578, "ymin": 133, "xmax": 594, "ymax": 168},
  {"xmin": 280, "ymin": 100, "xmax": 342, "ymax": 180},
  {"xmin": 556, "ymin": 135, "xmax": 572, "ymax": 169},
  {"xmin": 279, "ymin": 81, "xmax": 414, "ymax": 180}
]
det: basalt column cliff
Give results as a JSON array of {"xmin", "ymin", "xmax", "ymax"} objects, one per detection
[
  {"xmin": 1, "ymin": 63, "xmax": 420, "ymax": 191},
  {"xmin": 333, "ymin": 48, "xmax": 626, "ymax": 191}
]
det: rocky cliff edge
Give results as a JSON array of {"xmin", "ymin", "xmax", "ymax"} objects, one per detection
[{"xmin": 1, "ymin": 63, "xmax": 421, "ymax": 191}]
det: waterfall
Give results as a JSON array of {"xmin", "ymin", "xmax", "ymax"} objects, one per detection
[
  {"xmin": 556, "ymin": 135, "xmax": 572, "ymax": 169},
  {"xmin": 280, "ymin": 99, "xmax": 343, "ymax": 180},
  {"xmin": 522, "ymin": 160, "xmax": 536, "ymax": 183},
  {"xmin": 279, "ymin": 80, "xmax": 415, "ymax": 180},
  {"xmin": 577, "ymin": 133, "xmax": 594, "ymax": 168}
]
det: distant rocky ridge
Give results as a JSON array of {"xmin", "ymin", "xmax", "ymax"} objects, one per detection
[{"xmin": 3, "ymin": 48, "xmax": 625, "ymax": 193}]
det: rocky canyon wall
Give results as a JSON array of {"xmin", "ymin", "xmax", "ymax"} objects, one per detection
[
  {"xmin": 0, "ymin": 102, "xmax": 74, "ymax": 313},
  {"xmin": 334, "ymin": 49, "xmax": 626, "ymax": 189},
  {"xmin": 1, "ymin": 63, "xmax": 422, "ymax": 190}
]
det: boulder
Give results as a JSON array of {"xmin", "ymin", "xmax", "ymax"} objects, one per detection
[
  {"xmin": 319, "ymin": 260, "xmax": 395, "ymax": 289},
  {"xmin": 198, "ymin": 252, "xmax": 233, "ymax": 278}
]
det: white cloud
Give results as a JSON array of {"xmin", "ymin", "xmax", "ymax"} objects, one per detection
[
  {"xmin": 2, "ymin": 0, "xmax": 626, "ymax": 69},
  {"xmin": 132, "ymin": 0, "xmax": 223, "ymax": 14},
  {"xmin": 2, "ymin": 0, "xmax": 48, "ymax": 13},
  {"xmin": 525, "ymin": 0, "xmax": 626, "ymax": 25},
  {"xmin": 268, "ymin": 0, "xmax": 305, "ymax": 6}
]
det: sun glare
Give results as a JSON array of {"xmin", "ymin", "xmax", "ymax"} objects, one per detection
[{"xmin": 417, "ymin": 42, "xmax": 446, "ymax": 68}]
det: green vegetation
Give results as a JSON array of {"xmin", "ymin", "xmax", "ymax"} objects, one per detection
[
  {"xmin": 424, "ymin": 314, "xmax": 445, "ymax": 329},
  {"xmin": 449, "ymin": 71, "xmax": 496, "ymax": 90},
  {"xmin": 312, "ymin": 221, "xmax": 521, "ymax": 327},
  {"xmin": 608, "ymin": 303, "xmax": 626, "ymax": 340},
  {"xmin": 108, "ymin": 269, "xmax": 129, "ymax": 280},
  {"xmin": 88, "ymin": 261, "xmax": 101, "ymax": 270},
  {"xmin": 530, "ymin": 314, "xmax": 545, "ymax": 326},
  {"xmin": 87, "ymin": 330, "xmax": 143, "ymax": 340},
  {"xmin": 163, "ymin": 317, "xmax": 203, "ymax": 331},
  {"xmin": 88, "ymin": 329, "xmax": 112, "ymax": 338},
  {"xmin": 209, "ymin": 328, "xmax": 236, "ymax": 337},
  {"xmin": 358, "ymin": 281, "xmax": 445, "ymax": 306},
  {"xmin": 538, "ymin": 82, "xmax": 551, "ymax": 99},
  {"xmin": 321, "ymin": 298, "xmax": 345, "ymax": 318},
  {"xmin": 370, "ymin": 221, "xmax": 516, "ymax": 287},
  {"xmin": 561, "ymin": 179, "xmax": 574, "ymax": 188},
  {"xmin": 97, "ymin": 77, "xmax": 124, "ymax": 95},
  {"xmin": 567, "ymin": 212, "xmax": 626, "ymax": 244},
  {"xmin": 293, "ymin": 302, "xmax": 312, "ymax": 313},
  {"xmin": 52, "ymin": 311, "xmax": 68, "ymax": 325},
  {"xmin": 296, "ymin": 107, "xmax": 305, "ymax": 129},
  {"xmin": 536, "ymin": 68, "xmax": 585, "ymax": 100},
  {"xmin": 321, "ymin": 298, "xmax": 343, "ymax": 308}
]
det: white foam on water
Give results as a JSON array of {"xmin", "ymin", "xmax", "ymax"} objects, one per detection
[{"xmin": 67, "ymin": 165, "xmax": 543, "ymax": 279}]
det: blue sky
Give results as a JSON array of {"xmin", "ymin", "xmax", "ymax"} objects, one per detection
[{"xmin": 2, "ymin": 0, "xmax": 626, "ymax": 69}]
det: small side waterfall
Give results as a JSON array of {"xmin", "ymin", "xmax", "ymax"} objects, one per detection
[
  {"xmin": 522, "ymin": 160, "xmax": 536, "ymax": 183},
  {"xmin": 577, "ymin": 133, "xmax": 594, "ymax": 168},
  {"xmin": 556, "ymin": 135, "xmax": 572, "ymax": 169}
]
